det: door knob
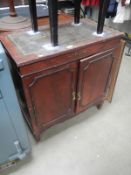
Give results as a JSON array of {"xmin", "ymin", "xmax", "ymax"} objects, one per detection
[
  {"xmin": 0, "ymin": 90, "xmax": 3, "ymax": 99},
  {"xmin": 72, "ymin": 91, "xmax": 76, "ymax": 101},
  {"xmin": 0, "ymin": 59, "xmax": 4, "ymax": 71},
  {"xmin": 77, "ymin": 92, "xmax": 81, "ymax": 101}
]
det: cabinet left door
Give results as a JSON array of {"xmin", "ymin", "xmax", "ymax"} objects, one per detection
[{"xmin": 22, "ymin": 62, "xmax": 78, "ymax": 137}]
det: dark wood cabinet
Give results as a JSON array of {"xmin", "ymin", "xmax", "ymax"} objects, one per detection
[{"xmin": 0, "ymin": 19, "xmax": 125, "ymax": 140}]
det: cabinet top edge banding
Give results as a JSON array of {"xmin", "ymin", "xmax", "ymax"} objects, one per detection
[{"xmin": 0, "ymin": 19, "xmax": 123, "ymax": 67}]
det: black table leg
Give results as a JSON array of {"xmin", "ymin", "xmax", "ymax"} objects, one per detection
[
  {"xmin": 74, "ymin": 0, "xmax": 81, "ymax": 24},
  {"xmin": 97, "ymin": 0, "xmax": 109, "ymax": 34},
  {"xmin": 48, "ymin": 0, "xmax": 58, "ymax": 46},
  {"xmin": 28, "ymin": 0, "xmax": 38, "ymax": 32}
]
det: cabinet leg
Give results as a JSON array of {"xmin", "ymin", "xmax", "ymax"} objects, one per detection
[
  {"xmin": 32, "ymin": 123, "xmax": 41, "ymax": 141},
  {"xmin": 96, "ymin": 102, "xmax": 103, "ymax": 110},
  {"xmin": 33, "ymin": 133, "xmax": 41, "ymax": 142}
]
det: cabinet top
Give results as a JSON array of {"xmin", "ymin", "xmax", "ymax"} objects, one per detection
[{"xmin": 0, "ymin": 19, "xmax": 123, "ymax": 67}]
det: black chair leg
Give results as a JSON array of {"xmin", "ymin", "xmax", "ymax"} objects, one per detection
[
  {"xmin": 97, "ymin": 0, "xmax": 109, "ymax": 34},
  {"xmin": 74, "ymin": 0, "xmax": 81, "ymax": 24},
  {"xmin": 48, "ymin": 0, "xmax": 58, "ymax": 46},
  {"xmin": 28, "ymin": 0, "xmax": 38, "ymax": 32}
]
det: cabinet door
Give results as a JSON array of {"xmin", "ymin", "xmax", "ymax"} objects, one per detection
[
  {"xmin": 25, "ymin": 62, "xmax": 77, "ymax": 130},
  {"xmin": 76, "ymin": 50, "xmax": 114, "ymax": 113}
]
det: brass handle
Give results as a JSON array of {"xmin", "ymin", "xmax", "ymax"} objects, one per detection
[
  {"xmin": 72, "ymin": 91, "xmax": 76, "ymax": 101},
  {"xmin": 77, "ymin": 92, "xmax": 81, "ymax": 101}
]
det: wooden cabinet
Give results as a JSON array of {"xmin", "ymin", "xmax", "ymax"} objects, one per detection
[
  {"xmin": 12, "ymin": 47, "xmax": 122, "ymax": 140},
  {"xmin": 23, "ymin": 50, "xmax": 115, "ymax": 133},
  {"xmin": 0, "ymin": 19, "xmax": 124, "ymax": 140}
]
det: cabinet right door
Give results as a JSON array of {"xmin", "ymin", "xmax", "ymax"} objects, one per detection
[{"xmin": 76, "ymin": 50, "xmax": 114, "ymax": 113}]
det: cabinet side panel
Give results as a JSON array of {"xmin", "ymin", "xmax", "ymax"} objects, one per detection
[{"xmin": 106, "ymin": 40, "xmax": 125, "ymax": 102}]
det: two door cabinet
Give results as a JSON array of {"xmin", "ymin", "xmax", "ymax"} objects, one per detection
[{"xmin": 0, "ymin": 19, "xmax": 124, "ymax": 140}]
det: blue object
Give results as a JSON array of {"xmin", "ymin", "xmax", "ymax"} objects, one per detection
[
  {"xmin": 0, "ymin": 43, "xmax": 30, "ymax": 170},
  {"xmin": 108, "ymin": 0, "xmax": 117, "ymax": 13}
]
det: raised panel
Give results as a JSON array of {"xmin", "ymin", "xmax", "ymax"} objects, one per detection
[
  {"xmin": 76, "ymin": 50, "xmax": 114, "ymax": 113},
  {"xmin": 28, "ymin": 62, "xmax": 77, "ymax": 129}
]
